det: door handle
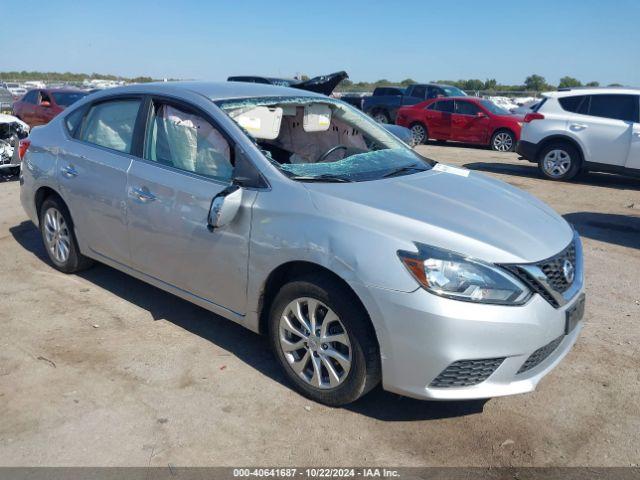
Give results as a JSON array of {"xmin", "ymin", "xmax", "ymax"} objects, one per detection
[
  {"xmin": 132, "ymin": 186, "xmax": 156, "ymax": 203},
  {"xmin": 61, "ymin": 165, "xmax": 78, "ymax": 178},
  {"xmin": 570, "ymin": 123, "xmax": 588, "ymax": 131}
]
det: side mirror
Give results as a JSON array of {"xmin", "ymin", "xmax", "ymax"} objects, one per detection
[
  {"xmin": 207, "ymin": 185, "xmax": 243, "ymax": 231},
  {"xmin": 40, "ymin": 101, "xmax": 51, "ymax": 108},
  {"xmin": 381, "ymin": 124, "xmax": 414, "ymax": 145},
  {"xmin": 476, "ymin": 111, "xmax": 487, "ymax": 118}
]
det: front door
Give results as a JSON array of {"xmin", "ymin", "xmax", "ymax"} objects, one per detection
[
  {"xmin": 58, "ymin": 97, "xmax": 142, "ymax": 265},
  {"xmin": 427, "ymin": 99, "xmax": 454, "ymax": 139},
  {"xmin": 452, "ymin": 100, "xmax": 489, "ymax": 143},
  {"xmin": 126, "ymin": 98, "xmax": 253, "ymax": 315}
]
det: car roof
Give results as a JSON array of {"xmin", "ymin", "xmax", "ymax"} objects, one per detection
[
  {"xmin": 86, "ymin": 81, "xmax": 324, "ymax": 102},
  {"xmin": 543, "ymin": 87, "xmax": 640, "ymax": 98}
]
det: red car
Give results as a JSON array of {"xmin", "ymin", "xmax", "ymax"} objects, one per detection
[
  {"xmin": 396, "ymin": 96, "xmax": 523, "ymax": 151},
  {"xmin": 12, "ymin": 88, "xmax": 87, "ymax": 127}
]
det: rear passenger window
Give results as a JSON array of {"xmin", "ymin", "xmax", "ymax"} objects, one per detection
[
  {"xmin": 558, "ymin": 95, "xmax": 586, "ymax": 113},
  {"xmin": 435, "ymin": 100, "xmax": 454, "ymax": 113},
  {"xmin": 80, "ymin": 99, "xmax": 141, "ymax": 153},
  {"xmin": 455, "ymin": 101, "xmax": 480, "ymax": 116},
  {"xmin": 410, "ymin": 86, "xmax": 426, "ymax": 99},
  {"xmin": 22, "ymin": 90, "xmax": 38, "ymax": 104},
  {"xmin": 586, "ymin": 94, "xmax": 638, "ymax": 122}
]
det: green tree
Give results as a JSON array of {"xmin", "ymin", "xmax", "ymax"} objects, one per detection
[
  {"xmin": 585, "ymin": 81, "xmax": 600, "ymax": 87},
  {"xmin": 558, "ymin": 76, "xmax": 582, "ymax": 88},
  {"xmin": 483, "ymin": 78, "xmax": 497, "ymax": 90},
  {"xmin": 400, "ymin": 78, "xmax": 416, "ymax": 86},
  {"xmin": 524, "ymin": 74, "xmax": 548, "ymax": 92},
  {"xmin": 608, "ymin": 83, "xmax": 623, "ymax": 87}
]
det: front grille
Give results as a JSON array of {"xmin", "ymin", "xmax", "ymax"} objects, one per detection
[
  {"xmin": 537, "ymin": 243, "xmax": 576, "ymax": 293},
  {"xmin": 503, "ymin": 237, "xmax": 578, "ymax": 309},
  {"xmin": 505, "ymin": 265, "xmax": 560, "ymax": 308},
  {"xmin": 517, "ymin": 335, "xmax": 564, "ymax": 374},
  {"xmin": 430, "ymin": 358, "xmax": 505, "ymax": 388}
]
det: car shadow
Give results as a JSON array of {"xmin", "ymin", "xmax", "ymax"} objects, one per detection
[
  {"xmin": 564, "ymin": 212, "xmax": 640, "ymax": 250},
  {"xmin": 9, "ymin": 220, "xmax": 486, "ymax": 421},
  {"xmin": 463, "ymin": 161, "xmax": 640, "ymax": 191}
]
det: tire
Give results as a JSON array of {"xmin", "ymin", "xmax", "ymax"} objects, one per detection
[
  {"xmin": 537, "ymin": 142, "xmax": 581, "ymax": 181},
  {"xmin": 372, "ymin": 110, "xmax": 390, "ymax": 124},
  {"xmin": 268, "ymin": 273, "xmax": 381, "ymax": 406},
  {"xmin": 409, "ymin": 122, "xmax": 428, "ymax": 145},
  {"xmin": 39, "ymin": 196, "xmax": 94, "ymax": 273},
  {"xmin": 490, "ymin": 129, "xmax": 516, "ymax": 152}
]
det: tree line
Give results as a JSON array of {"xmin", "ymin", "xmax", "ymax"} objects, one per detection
[
  {"xmin": 0, "ymin": 71, "xmax": 626, "ymax": 94},
  {"xmin": 337, "ymin": 75, "xmax": 624, "ymax": 93}
]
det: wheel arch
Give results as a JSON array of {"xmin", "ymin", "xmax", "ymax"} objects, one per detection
[
  {"xmin": 535, "ymin": 135, "xmax": 585, "ymax": 166},
  {"xmin": 35, "ymin": 186, "xmax": 65, "ymax": 223},
  {"xmin": 257, "ymin": 261, "xmax": 379, "ymax": 350}
]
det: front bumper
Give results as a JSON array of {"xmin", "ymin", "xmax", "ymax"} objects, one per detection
[
  {"xmin": 516, "ymin": 140, "xmax": 538, "ymax": 161},
  {"xmin": 365, "ymin": 284, "xmax": 585, "ymax": 401}
]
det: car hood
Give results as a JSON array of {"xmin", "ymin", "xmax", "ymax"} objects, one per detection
[{"xmin": 303, "ymin": 165, "xmax": 573, "ymax": 264}]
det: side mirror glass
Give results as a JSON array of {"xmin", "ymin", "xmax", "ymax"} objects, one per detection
[
  {"xmin": 381, "ymin": 124, "xmax": 414, "ymax": 145},
  {"xmin": 208, "ymin": 185, "xmax": 243, "ymax": 231}
]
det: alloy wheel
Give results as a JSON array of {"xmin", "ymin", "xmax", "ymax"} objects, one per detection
[
  {"xmin": 410, "ymin": 124, "xmax": 426, "ymax": 145},
  {"xmin": 542, "ymin": 149, "xmax": 572, "ymax": 178},
  {"xmin": 493, "ymin": 132, "xmax": 513, "ymax": 152},
  {"xmin": 43, "ymin": 207, "xmax": 71, "ymax": 264},
  {"xmin": 278, "ymin": 297, "xmax": 352, "ymax": 389}
]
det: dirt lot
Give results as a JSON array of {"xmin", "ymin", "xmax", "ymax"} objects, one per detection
[{"xmin": 1, "ymin": 144, "xmax": 639, "ymax": 467}]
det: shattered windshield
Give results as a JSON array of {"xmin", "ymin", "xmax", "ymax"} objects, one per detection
[{"xmin": 217, "ymin": 96, "xmax": 433, "ymax": 182}]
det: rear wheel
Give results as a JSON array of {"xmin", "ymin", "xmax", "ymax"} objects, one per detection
[
  {"xmin": 491, "ymin": 130, "xmax": 516, "ymax": 152},
  {"xmin": 269, "ymin": 273, "xmax": 381, "ymax": 406},
  {"xmin": 409, "ymin": 123, "xmax": 428, "ymax": 145},
  {"xmin": 537, "ymin": 142, "xmax": 581, "ymax": 180},
  {"xmin": 39, "ymin": 196, "xmax": 94, "ymax": 273}
]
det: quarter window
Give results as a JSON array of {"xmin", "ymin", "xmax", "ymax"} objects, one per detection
[
  {"xmin": 22, "ymin": 90, "xmax": 37, "ymax": 104},
  {"xmin": 64, "ymin": 107, "xmax": 85, "ymax": 136},
  {"xmin": 144, "ymin": 102, "xmax": 233, "ymax": 182},
  {"xmin": 80, "ymin": 99, "xmax": 141, "ymax": 153},
  {"xmin": 558, "ymin": 95, "xmax": 586, "ymax": 113}
]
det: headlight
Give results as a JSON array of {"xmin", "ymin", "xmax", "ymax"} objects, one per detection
[{"xmin": 398, "ymin": 243, "xmax": 531, "ymax": 305}]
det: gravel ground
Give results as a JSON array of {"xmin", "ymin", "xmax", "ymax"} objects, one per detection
[{"xmin": 0, "ymin": 144, "xmax": 639, "ymax": 467}]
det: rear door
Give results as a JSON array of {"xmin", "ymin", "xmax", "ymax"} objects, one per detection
[
  {"xmin": 426, "ymin": 99, "xmax": 454, "ymax": 139},
  {"xmin": 58, "ymin": 96, "xmax": 143, "ymax": 265},
  {"xmin": 126, "ymin": 97, "xmax": 254, "ymax": 315},
  {"xmin": 452, "ymin": 100, "xmax": 489, "ymax": 143},
  {"xmin": 625, "ymin": 95, "xmax": 640, "ymax": 170},
  {"xmin": 565, "ymin": 94, "xmax": 636, "ymax": 167}
]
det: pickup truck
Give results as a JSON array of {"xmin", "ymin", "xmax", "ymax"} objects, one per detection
[{"xmin": 362, "ymin": 83, "xmax": 467, "ymax": 123}]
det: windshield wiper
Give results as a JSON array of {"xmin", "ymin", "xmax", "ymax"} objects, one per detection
[
  {"xmin": 382, "ymin": 165, "xmax": 428, "ymax": 178},
  {"xmin": 289, "ymin": 174, "xmax": 354, "ymax": 183}
]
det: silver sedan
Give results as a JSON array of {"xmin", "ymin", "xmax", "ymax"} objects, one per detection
[{"xmin": 19, "ymin": 82, "xmax": 585, "ymax": 405}]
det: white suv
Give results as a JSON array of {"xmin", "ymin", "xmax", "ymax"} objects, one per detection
[{"xmin": 517, "ymin": 88, "xmax": 640, "ymax": 180}]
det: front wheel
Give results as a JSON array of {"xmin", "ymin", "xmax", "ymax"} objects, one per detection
[
  {"xmin": 269, "ymin": 274, "xmax": 381, "ymax": 406},
  {"xmin": 491, "ymin": 130, "xmax": 516, "ymax": 152},
  {"xmin": 537, "ymin": 142, "xmax": 581, "ymax": 180}
]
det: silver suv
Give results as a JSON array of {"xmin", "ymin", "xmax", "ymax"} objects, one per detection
[{"xmin": 19, "ymin": 82, "xmax": 585, "ymax": 405}]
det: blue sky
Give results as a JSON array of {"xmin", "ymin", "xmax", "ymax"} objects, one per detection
[{"xmin": 1, "ymin": 0, "xmax": 638, "ymax": 86}]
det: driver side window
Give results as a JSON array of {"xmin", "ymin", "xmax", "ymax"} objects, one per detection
[{"xmin": 144, "ymin": 102, "xmax": 233, "ymax": 182}]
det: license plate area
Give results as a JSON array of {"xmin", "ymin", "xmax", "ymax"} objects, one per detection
[{"xmin": 565, "ymin": 294, "xmax": 585, "ymax": 335}]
